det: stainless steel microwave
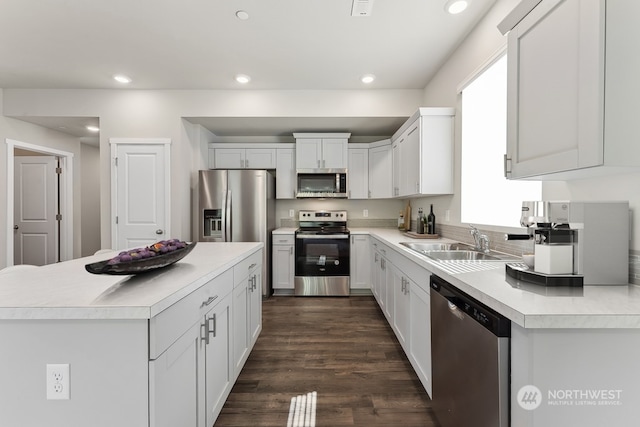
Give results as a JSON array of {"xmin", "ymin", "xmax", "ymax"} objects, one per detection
[{"xmin": 296, "ymin": 172, "xmax": 347, "ymax": 198}]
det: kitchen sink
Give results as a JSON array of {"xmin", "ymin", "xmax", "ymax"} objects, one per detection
[
  {"xmin": 399, "ymin": 241, "xmax": 521, "ymax": 262},
  {"xmin": 399, "ymin": 242, "xmax": 475, "ymax": 252}
]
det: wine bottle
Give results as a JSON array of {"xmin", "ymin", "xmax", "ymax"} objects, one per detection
[{"xmin": 427, "ymin": 204, "xmax": 436, "ymax": 235}]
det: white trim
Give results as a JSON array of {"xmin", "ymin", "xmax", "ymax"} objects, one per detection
[
  {"xmin": 109, "ymin": 137, "xmax": 171, "ymax": 145},
  {"xmin": 110, "ymin": 139, "xmax": 171, "ymax": 249},
  {"xmin": 456, "ymin": 43, "xmax": 508, "ymax": 94},
  {"xmin": 5, "ymin": 138, "xmax": 74, "ymax": 266}
]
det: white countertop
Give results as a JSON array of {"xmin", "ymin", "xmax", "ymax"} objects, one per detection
[
  {"xmin": 0, "ymin": 242, "xmax": 262, "ymax": 320},
  {"xmin": 272, "ymin": 226, "xmax": 640, "ymax": 329}
]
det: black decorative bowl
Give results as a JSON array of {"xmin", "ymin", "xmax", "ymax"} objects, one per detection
[{"xmin": 85, "ymin": 242, "xmax": 197, "ymax": 275}]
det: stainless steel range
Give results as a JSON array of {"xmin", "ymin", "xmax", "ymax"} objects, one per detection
[{"xmin": 294, "ymin": 210, "xmax": 350, "ymax": 296}]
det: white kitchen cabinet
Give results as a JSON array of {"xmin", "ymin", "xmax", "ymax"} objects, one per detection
[
  {"xmin": 383, "ymin": 253, "xmax": 394, "ymax": 322},
  {"xmin": 276, "ymin": 148, "xmax": 296, "ymax": 199},
  {"xmin": 294, "ymin": 133, "xmax": 350, "ymax": 170},
  {"xmin": 371, "ymin": 243, "xmax": 381, "ymax": 302},
  {"xmin": 248, "ymin": 267, "xmax": 262, "ymax": 346},
  {"xmin": 203, "ymin": 292, "xmax": 233, "ymax": 427},
  {"xmin": 347, "ymin": 147, "xmax": 369, "ymax": 199},
  {"xmin": 391, "ymin": 138, "xmax": 401, "ymax": 197},
  {"xmin": 371, "ymin": 240, "xmax": 388, "ymax": 312},
  {"xmin": 501, "ymin": 0, "xmax": 640, "ymax": 179},
  {"xmin": 368, "ymin": 140, "xmax": 392, "ymax": 199},
  {"xmin": 150, "ymin": 269, "xmax": 234, "ymax": 427},
  {"xmin": 272, "ymin": 234, "xmax": 294, "ymax": 292},
  {"xmin": 150, "ymin": 320, "xmax": 200, "ymax": 427},
  {"xmin": 392, "ymin": 267, "xmax": 411, "ymax": 352},
  {"xmin": 368, "ymin": 238, "xmax": 432, "ymax": 398},
  {"xmin": 390, "ymin": 108, "xmax": 455, "ymax": 197},
  {"xmin": 209, "ymin": 144, "xmax": 276, "ymax": 169},
  {"xmin": 232, "ymin": 252, "xmax": 262, "ymax": 375},
  {"xmin": 409, "ymin": 281, "xmax": 432, "ymax": 397},
  {"xmin": 350, "ymin": 234, "xmax": 370, "ymax": 290}
]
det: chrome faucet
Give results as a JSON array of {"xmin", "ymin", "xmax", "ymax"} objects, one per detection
[{"xmin": 470, "ymin": 225, "xmax": 490, "ymax": 253}]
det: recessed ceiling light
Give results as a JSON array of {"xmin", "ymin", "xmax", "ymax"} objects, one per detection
[
  {"xmin": 113, "ymin": 74, "xmax": 132, "ymax": 84},
  {"xmin": 361, "ymin": 74, "xmax": 376, "ymax": 84},
  {"xmin": 235, "ymin": 74, "xmax": 251, "ymax": 84},
  {"xmin": 235, "ymin": 10, "xmax": 249, "ymax": 20},
  {"xmin": 86, "ymin": 125, "xmax": 100, "ymax": 132},
  {"xmin": 445, "ymin": 0, "xmax": 469, "ymax": 14}
]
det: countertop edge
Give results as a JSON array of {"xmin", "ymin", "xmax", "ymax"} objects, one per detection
[{"xmin": 348, "ymin": 228, "xmax": 640, "ymax": 329}]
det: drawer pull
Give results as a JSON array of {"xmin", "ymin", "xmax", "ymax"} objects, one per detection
[
  {"xmin": 248, "ymin": 263, "xmax": 257, "ymax": 270},
  {"xmin": 200, "ymin": 295, "xmax": 219, "ymax": 308}
]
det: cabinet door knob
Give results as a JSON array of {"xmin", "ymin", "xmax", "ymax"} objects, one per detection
[
  {"xmin": 14, "ymin": 225, "xmax": 19, "ymax": 230},
  {"xmin": 155, "ymin": 229, "xmax": 164, "ymax": 235}
]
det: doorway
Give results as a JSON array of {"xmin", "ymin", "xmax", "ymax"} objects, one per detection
[{"xmin": 5, "ymin": 139, "xmax": 74, "ymax": 267}]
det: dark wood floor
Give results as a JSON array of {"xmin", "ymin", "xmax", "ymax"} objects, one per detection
[{"xmin": 214, "ymin": 296, "xmax": 439, "ymax": 427}]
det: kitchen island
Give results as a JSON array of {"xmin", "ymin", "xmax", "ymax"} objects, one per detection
[{"xmin": 0, "ymin": 242, "xmax": 263, "ymax": 427}]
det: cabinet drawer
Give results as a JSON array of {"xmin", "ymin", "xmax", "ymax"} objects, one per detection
[
  {"xmin": 272, "ymin": 234, "xmax": 294, "ymax": 245},
  {"xmin": 233, "ymin": 250, "xmax": 261, "ymax": 287},
  {"xmin": 149, "ymin": 268, "xmax": 233, "ymax": 359}
]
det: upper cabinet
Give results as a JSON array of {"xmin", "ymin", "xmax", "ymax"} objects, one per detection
[
  {"xmin": 209, "ymin": 145, "xmax": 276, "ymax": 169},
  {"xmin": 368, "ymin": 140, "xmax": 393, "ymax": 199},
  {"xmin": 500, "ymin": 0, "xmax": 640, "ymax": 179},
  {"xmin": 275, "ymin": 147, "xmax": 296, "ymax": 199},
  {"xmin": 294, "ymin": 133, "xmax": 350, "ymax": 170},
  {"xmin": 347, "ymin": 146, "xmax": 369, "ymax": 199},
  {"xmin": 391, "ymin": 108, "xmax": 455, "ymax": 198}
]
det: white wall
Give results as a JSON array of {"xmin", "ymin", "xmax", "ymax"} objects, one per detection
[
  {"xmin": 2, "ymin": 89, "xmax": 424, "ymax": 251},
  {"xmin": 419, "ymin": 0, "xmax": 639, "ymax": 250},
  {"xmin": 0, "ymin": 89, "xmax": 85, "ymax": 269}
]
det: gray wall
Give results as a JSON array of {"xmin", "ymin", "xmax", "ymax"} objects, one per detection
[
  {"xmin": 0, "ymin": 90, "xmax": 85, "ymax": 267},
  {"xmin": 1, "ymin": 89, "xmax": 424, "ymax": 270},
  {"xmin": 80, "ymin": 143, "xmax": 101, "ymax": 256}
]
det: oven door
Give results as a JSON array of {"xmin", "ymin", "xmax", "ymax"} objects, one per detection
[{"xmin": 295, "ymin": 233, "xmax": 350, "ymax": 277}]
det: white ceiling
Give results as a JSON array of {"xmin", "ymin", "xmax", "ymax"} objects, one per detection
[{"xmin": 0, "ymin": 0, "xmax": 496, "ymax": 139}]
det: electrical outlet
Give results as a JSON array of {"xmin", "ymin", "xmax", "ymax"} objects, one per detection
[
  {"xmin": 363, "ymin": 209, "xmax": 369, "ymax": 218},
  {"xmin": 289, "ymin": 209, "xmax": 295, "ymax": 218},
  {"xmin": 445, "ymin": 210, "xmax": 450, "ymax": 222},
  {"xmin": 46, "ymin": 364, "xmax": 70, "ymax": 400}
]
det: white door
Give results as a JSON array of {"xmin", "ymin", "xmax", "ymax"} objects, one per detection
[
  {"xmin": 14, "ymin": 156, "xmax": 58, "ymax": 266},
  {"xmin": 113, "ymin": 142, "xmax": 170, "ymax": 250}
]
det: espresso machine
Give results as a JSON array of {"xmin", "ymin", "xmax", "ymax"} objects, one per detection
[{"xmin": 506, "ymin": 201, "xmax": 629, "ymax": 286}]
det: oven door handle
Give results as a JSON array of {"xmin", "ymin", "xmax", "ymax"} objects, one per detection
[{"xmin": 296, "ymin": 234, "xmax": 350, "ymax": 239}]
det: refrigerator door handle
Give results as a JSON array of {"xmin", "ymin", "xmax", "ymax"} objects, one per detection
[{"xmin": 224, "ymin": 189, "xmax": 232, "ymax": 242}]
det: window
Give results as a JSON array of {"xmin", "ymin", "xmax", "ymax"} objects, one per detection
[{"xmin": 460, "ymin": 54, "xmax": 541, "ymax": 228}]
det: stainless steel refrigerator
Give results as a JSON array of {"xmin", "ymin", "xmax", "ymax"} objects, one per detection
[{"xmin": 197, "ymin": 169, "xmax": 275, "ymax": 297}]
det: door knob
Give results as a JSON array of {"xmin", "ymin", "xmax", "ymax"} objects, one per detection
[
  {"xmin": 156, "ymin": 229, "xmax": 163, "ymax": 235},
  {"xmin": 14, "ymin": 225, "xmax": 19, "ymax": 230}
]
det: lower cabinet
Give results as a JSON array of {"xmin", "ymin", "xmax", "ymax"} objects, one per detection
[
  {"xmin": 392, "ymin": 269, "xmax": 411, "ymax": 351},
  {"xmin": 272, "ymin": 234, "xmax": 294, "ymax": 292},
  {"xmin": 149, "ymin": 291, "xmax": 233, "ymax": 427},
  {"xmin": 350, "ymin": 234, "xmax": 370, "ymax": 290},
  {"xmin": 409, "ymin": 281, "xmax": 432, "ymax": 397},
  {"xmin": 233, "ymin": 252, "xmax": 263, "ymax": 375},
  {"xmin": 370, "ymin": 238, "xmax": 432, "ymax": 398},
  {"xmin": 150, "ymin": 251, "xmax": 263, "ymax": 427},
  {"xmin": 203, "ymin": 293, "xmax": 233, "ymax": 427},
  {"xmin": 149, "ymin": 320, "xmax": 201, "ymax": 427}
]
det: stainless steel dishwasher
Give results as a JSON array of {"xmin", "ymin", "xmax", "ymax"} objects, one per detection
[{"xmin": 430, "ymin": 275, "xmax": 510, "ymax": 427}]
